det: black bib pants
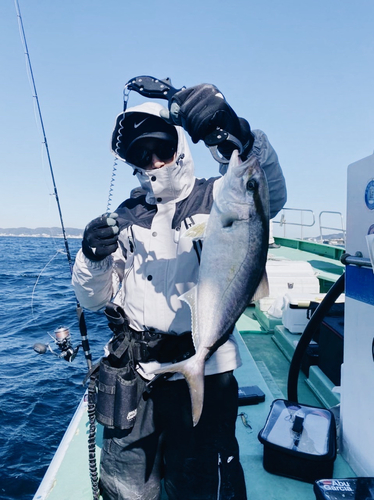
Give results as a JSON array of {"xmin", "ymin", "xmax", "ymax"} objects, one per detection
[{"xmin": 99, "ymin": 371, "xmax": 247, "ymax": 500}]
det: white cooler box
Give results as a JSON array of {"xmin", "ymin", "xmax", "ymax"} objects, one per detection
[
  {"xmin": 282, "ymin": 292, "xmax": 326, "ymax": 333},
  {"xmin": 281, "ymin": 292, "xmax": 345, "ymax": 333},
  {"xmin": 256, "ymin": 260, "xmax": 320, "ymax": 314}
]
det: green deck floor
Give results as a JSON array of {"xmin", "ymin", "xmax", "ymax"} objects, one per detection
[
  {"xmin": 36, "ymin": 323, "xmax": 354, "ymax": 500},
  {"xmin": 234, "ymin": 320, "xmax": 353, "ymax": 500}
]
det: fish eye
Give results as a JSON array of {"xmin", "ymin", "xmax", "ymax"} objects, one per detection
[{"xmin": 246, "ymin": 179, "xmax": 257, "ymax": 191}]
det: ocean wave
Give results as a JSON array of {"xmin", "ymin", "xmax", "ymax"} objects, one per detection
[{"xmin": 0, "ymin": 237, "xmax": 103, "ymax": 500}]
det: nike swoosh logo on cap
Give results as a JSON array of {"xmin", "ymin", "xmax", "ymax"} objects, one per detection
[{"xmin": 134, "ymin": 118, "xmax": 148, "ymax": 129}]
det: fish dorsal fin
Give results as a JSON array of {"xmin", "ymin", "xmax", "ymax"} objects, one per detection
[
  {"xmin": 251, "ymin": 270, "xmax": 269, "ymax": 302},
  {"xmin": 220, "ymin": 211, "xmax": 239, "ymax": 228},
  {"xmin": 179, "ymin": 286, "xmax": 199, "ymax": 349},
  {"xmin": 183, "ymin": 222, "xmax": 207, "ymax": 241}
]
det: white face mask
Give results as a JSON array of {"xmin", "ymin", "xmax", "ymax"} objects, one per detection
[
  {"xmin": 133, "ymin": 155, "xmax": 194, "ymax": 204},
  {"xmin": 129, "ymin": 118, "xmax": 196, "ymax": 204}
]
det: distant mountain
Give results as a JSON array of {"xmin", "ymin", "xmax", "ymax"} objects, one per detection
[
  {"xmin": 0, "ymin": 227, "xmax": 83, "ymax": 238},
  {"xmin": 305, "ymin": 232, "xmax": 345, "ymax": 247},
  {"xmin": 306, "ymin": 232, "xmax": 345, "ymax": 241}
]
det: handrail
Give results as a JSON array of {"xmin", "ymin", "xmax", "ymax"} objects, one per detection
[
  {"xmin": 319, "ymin": 211, "xmax": 346, "ymax": 245},
  {"xmin": 272, "ymin": 208, "xmax": 346, "ymax": 244},
  {"xmin": 341, "ymin": 252, "xmax": 373, "ymax": 269},
  {"xmin": 272, "ymin": 208, "xmax": 315, "ymax": 240}
]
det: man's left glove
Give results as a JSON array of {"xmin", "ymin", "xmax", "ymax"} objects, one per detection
[
  {"xmin": 161, "ymin": 83, "xmax": 254, "ymax": 159},
  {"xmin": 82, "ymin": 213, "xmax": 119, "ymax": 261}
]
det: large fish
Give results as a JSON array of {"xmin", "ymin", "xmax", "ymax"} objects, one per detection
[{"xmin": 155, "ymin": 150, "xmax": 270, "ymax": 425}]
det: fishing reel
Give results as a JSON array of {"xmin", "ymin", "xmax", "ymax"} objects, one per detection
[{"xmin": 33, "ymin": 327, "xmax": 80, "ymax": 362}]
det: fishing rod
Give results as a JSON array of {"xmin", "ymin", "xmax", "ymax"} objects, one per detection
[{"xmin": 14, "ymin": 0, "xmax": 92, "ymax": 371}]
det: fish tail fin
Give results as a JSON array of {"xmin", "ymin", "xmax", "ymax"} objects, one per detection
[
  {"xmin": 153, "ymin": 355, "xmax": 205, "ymax": 426},
  {"xmin": 186, "ymin": 362, "xmax": 205, "ymax": 426}
]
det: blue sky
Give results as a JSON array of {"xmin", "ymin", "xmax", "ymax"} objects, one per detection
[{"xmin": 1, "ymin": 0, "xmax": 373, "ymax": 238}]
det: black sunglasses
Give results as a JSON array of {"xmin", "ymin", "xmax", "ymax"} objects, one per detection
[{"xmin": 126, "ymin": 141, "xmax": 177, "ymax": 169}]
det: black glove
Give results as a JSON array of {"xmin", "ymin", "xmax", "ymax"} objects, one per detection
[
  {"xmin": 161, "ymin": 83, "xmax": 254, "ymax": 159},
  {"xmin": 82, "ymin": 213, "xmax": 119, "ymax": 261}
]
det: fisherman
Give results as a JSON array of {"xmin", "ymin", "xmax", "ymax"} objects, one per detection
[{"xmin": 72, "ymin": 83, "xmax": 287, "ymax": 500}]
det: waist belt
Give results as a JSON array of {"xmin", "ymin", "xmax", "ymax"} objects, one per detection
[
  {"xmin": 108, "ymin": 325, "xmax": 195, "ymax": 365},
  {"xmin": 104, "ymin": 303, "xmax": 195, "ymax": 365},
  {"xmin": 135, "ymin": 330, "xmax": 195, "ymax": 364}
]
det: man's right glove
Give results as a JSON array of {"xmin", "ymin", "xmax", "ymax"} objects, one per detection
[
  {"xmin": 161, "ymin": 83, "xmax": 254, "ymax": 160},
  {"xmin": 82, "ymin": 213, "xmax": 119, "ymax": 261}
]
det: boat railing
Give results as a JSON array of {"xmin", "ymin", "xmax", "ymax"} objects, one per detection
[
  {"xmin": 273, "ymin": 208, "xmax": 346, "ymax": 245},
  {"xmin": 319, "ymin": 211, "xmax": 346, "ymax": 246},
  {"xmin": 272, "ymin": 208, "xmax": 316, "ymax": 240}
]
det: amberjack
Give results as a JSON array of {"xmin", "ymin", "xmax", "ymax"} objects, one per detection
[{"xmin": 155, "ymin": 150, "xmax": 270, "ymax": 426}]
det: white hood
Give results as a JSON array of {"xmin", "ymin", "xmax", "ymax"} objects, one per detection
[{"xmin": 112, "ymin": 102, "xmax": 195, "ymax": 205}]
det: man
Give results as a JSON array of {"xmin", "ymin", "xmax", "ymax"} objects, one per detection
[{"xmin": 72, "ymin": 83, "xmax": 287, "ymax": 499}]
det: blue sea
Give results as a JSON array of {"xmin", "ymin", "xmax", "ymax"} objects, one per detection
[{"xmin": 0, "ymin": 237, "xmax": 108, "ymax": 500}]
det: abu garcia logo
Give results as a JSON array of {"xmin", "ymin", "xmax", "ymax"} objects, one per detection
[{"xmin": 321, "ymin": 479, "xmax": 354, "ymax": 492}]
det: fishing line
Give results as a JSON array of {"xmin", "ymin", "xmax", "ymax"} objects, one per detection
[
  {"xmin": 14, "ymin": 2, "xmax": 72, "ymax": 269},
  {"xmin": 14, "ymin": 0, "xmax": 92, "ymax": 371},
  {"xmin": 30, "ymin": 249, "xmax": 65, "ymax": 317}
]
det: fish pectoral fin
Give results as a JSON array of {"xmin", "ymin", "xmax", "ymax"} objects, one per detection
[
  {"xmin": 220, "ymin": 211, "xmax": 239, "ymax": 228},
  {"xmin": 182, "ymin": 222, "xmax": 207, "ymax": 241},
  {"xmin": 179, "ymin": 286, "xmax": 199, "ymax": 348},
  {"xmin": 251, "ymin": 270, "xmax": 269, "ymax": 302}
]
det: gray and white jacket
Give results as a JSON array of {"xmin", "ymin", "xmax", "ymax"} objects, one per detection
[{"xmin": 72, "ymin": 102, "xmax": 287, "ymax": 378}]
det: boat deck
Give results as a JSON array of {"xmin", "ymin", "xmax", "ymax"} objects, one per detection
[
  {"xmin": 34, "ymin": 327, "xmax": 354, "ymax": 500},
  {"xmin": 233, "ymin": 326, "xmax": 353, "ymax": 500},
  {"xmin": 33, "ymin": 239, "xmax": 353, "ymax": 500}
]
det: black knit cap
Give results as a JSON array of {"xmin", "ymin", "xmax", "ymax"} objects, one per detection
[{"xmin": 111, "ymin": 112, "xmax": 178, "ymax": 161}]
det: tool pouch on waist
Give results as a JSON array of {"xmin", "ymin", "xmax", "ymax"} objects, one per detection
[
  {"xmin": 95, "ymin": 302, "xmax": 195, "ymax": 429},
  {"xmin": 95, "ymin": 303, "xmax": 143, "ymax": 430},
  {"xmin": 95, "ymin": 357, "xmax": 142, "ymax": 430}
]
